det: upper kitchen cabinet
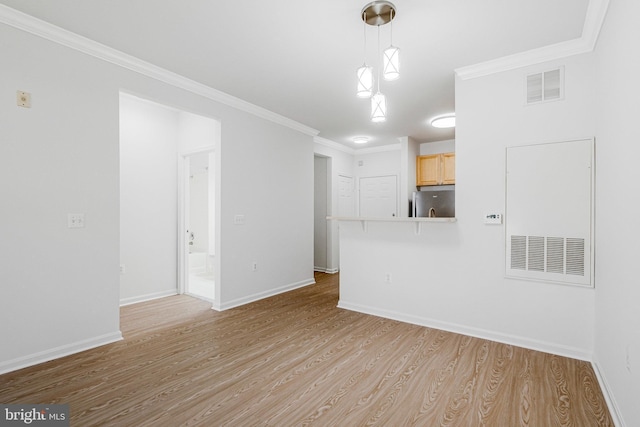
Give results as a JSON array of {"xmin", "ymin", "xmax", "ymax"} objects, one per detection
[
  {"xmin": 416, "ymin": 153, "xmax": 455, "ymax": 186},
  {"xmin": 441, "ymin": 152, "xmax": 455, "ymax": 184},
  {"xmin": 416, "ymin": 154, "xmax": 440, "ymax": 186}
]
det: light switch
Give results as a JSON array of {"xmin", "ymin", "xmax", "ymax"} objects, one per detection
[
  {"xmin": 234, "ymin": 214, "xmax": 245, "ymax": 225},
  {"xmin": 17, "ymin": 91, "xmax": 31, "ymax": 108},
  {"xmin": 67, "ymin": 213, "xmax": 85, "ymax": 228}
]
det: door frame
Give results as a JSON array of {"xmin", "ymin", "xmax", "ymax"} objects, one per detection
[{"xmin": 177, "ymin": 147, "xmax": 216, "ymax": 296}]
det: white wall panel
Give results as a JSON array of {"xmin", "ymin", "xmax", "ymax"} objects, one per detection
[
  {"xmin": 119, "ymin": 94, "xmax": 179, "ymax": 304},
  {"xmin": 593, "ymin": 0, "xmax": 640, "ymax": 424},
  {"xmin": 505, "ymin": 139, "xmax": 594, "ymax": 286}
]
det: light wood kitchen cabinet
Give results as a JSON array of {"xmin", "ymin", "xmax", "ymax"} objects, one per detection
[
  {"xmin": 441, "ymin": 152, "xmax": 455, "ymax": 184},
  {"xmin": 416, "ymin": 154, "xmax": 440, "ymax": 186},
  {"xmin": 416, "ymin": 152, "xmax": 455, "ymax": 186}
]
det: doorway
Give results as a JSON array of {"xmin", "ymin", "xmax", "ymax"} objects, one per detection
[
  {"xmin": 120, "ymin": 91, "xmax": 221, "ymax": 306},
  {"xmin": 314, "ymin": 155, "xmax": 329, "ymax": 272},
  {"xmin": 182, "ymin": 151, "xmax": 216, "ymax": 302}
]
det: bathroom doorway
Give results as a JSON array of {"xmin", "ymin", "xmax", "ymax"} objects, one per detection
[
  {"xmin": 120, "ymin": 91, "xmax": 220, "ymax": 306},
  {"xmin": 182, "ymin": 151, "xmax": 216, "ymax": 302}
]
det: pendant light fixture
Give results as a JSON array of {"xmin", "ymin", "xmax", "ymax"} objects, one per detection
[
  {"xmin": 356, "ymin": 66, "xmax": 373, "ymax": 98},
  {"xmin": 357, "ymin": 1, "xmax": 398, "ymax": 123},
  {"xmin": 371, "ymin": 92, "xmax": 387, "ymax": 123},
  {"xmin": 371, "ymin": 25, "xmax": 387, "ymax": 122},
  {"xmin": 382, "ymin": 8, "xmax": 400, "ymax": 81},
  {"xmin": 356, "ymin": 12, "xmax": 373, "ymax": 98}
]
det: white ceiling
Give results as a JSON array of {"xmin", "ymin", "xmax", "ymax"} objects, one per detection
[{"xmin": 0, "ymin": 0, "xmax": 590, "ymax": 149}]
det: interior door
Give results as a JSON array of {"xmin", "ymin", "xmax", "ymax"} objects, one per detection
[
  {"xmin": 338, "ymin": 174, "xmax": 355, "ymax": 217},
  {"xmin": 359, "ymin": 175, "xmax": 398, "ymax": 217}
]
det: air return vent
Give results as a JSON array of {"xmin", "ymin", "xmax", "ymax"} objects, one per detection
[
  {"xmin": 526, "ymin": 67, "xmax": 563, "ymax": 104},
  {"xmin": 509, "ymin": 236, "xmax": 585, "ymax": 277},
  {"xmin": 505, "ymin": 139, "xmax": 594, "ymax": 287}
]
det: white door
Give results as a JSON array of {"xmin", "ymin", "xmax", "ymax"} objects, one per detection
[
  {"xmin": 359, "ymin": 175, "xmax": 398, "ymax": 217},
  {"xmin": 338, "ymin": 175, "xmax": 355, "ymax": 217}
]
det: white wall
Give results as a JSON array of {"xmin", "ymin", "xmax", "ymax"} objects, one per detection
[
  {"xmin": 119, "ymin": 95, "xmax": 180, "ymax": 305},
  {"xmin": 339, "ymin": 52, "xmax": 598, "ymax": 361},
  {"xmin": 0, "ymin": 20, "xmax": 314, "ymax": 372},
  {"xmin": 217, "ymin": 112, "xmax": 314, "ymax": 309},
  {"xmin": 178, "ymin": 111, "xmax": 221, "ymax": 152},
  {"xmin": 593, "ymin": 0, "xmax": 640, "ymax": 424},
  {"xmin": 454, "ymin": 53, "xmax": 597, "ymax": 354},
  {"xmin": 354, "ymin": 146, "xmax": 401, "ymax": 178},
  {"xmin": 419, "ymin": 139, "xmax": 455, "ymax": 155},
  {"xmin": 0, "ymin": 25, "xmax": 122, "ymax": 372}
]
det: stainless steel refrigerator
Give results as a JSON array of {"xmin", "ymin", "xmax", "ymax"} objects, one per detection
[{"xmin": 412, "ymin": 189, "xmax": 455, "ymax": 218}]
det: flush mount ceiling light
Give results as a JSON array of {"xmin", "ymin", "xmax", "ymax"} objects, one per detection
[
  {"xmin": 356, "ymin": 1, "xmax": 399, "ymax": 123},
  {"xmin": 353, "ymin": 136, "xmax": 370, "ymax": 144},
  {"xmin": 430, "ymin": 114, "xmax": 456, "ymax": 128}
]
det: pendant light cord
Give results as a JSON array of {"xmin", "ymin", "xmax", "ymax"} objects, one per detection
[
  {"xmin": 377, "ymin": 25, "xmax": 381, "ymax": 92},
  {"xmin": 389, "ymin": 10, "xmax": 394, "ymax": 46},
  {"xmin": 362, "ymin": 12, "xmax": 367, "ymax": 63}
]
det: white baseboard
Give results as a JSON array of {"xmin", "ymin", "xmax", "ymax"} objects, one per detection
[
  {"xmin": 0, "ymin": 331, "xmax": 123, "ymax": 375},
  {"xmin": 314, "ymin": 267, "xmax": 339, "ymax": 274},
  {"xmin": 120, "ymin": 289, "xmax": 178, "ymax": 306},
  {"xmin": 592, "ymin": 360, "xmax": 626, "ymax": 427},
  {"xmin": 213, "ymin": 277, "xmax": 316, "ymax": 311},
  {"xmin": 337, "ymin": 299, "xmax": 592, "ymax": 361}
]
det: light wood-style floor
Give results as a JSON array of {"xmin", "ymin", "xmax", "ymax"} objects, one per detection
[{"xmin": 0, "ymin": 273, "xmax": 613, "ymax": 426}]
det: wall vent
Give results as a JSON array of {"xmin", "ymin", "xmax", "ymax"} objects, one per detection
[
  {"xmin": 509, "ymin": 235, "xmax": 584, "ymax": 277},
  {"xmin": 505, "ymin": 139, "xmax": 593, "ymax": 287},
  {"xmin": 526, "ymin": 67, "xmax": 563, "ymax": 104}
]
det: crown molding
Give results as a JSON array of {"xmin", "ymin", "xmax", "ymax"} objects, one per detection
[
  {"xmin": 0, "ymin": 4, "xmax": 319, "ymax": 137},
  {"xmin": 314, "ymin": 136, "xmax": 356, "ymax": 155},
  {"xmin": 581, "ymin": 0, "xmax": 610, "ymax": 50},
  {"xmin": 356, "ymin": 143, "xmax": 401, "ymax": 154},
  {"xmin": 455, "ymin": 0, "xmax": 610, "ymax": 80},
  {"xmin": 313, "ymin": 137, "xmax": 401, "ymax": 155}
]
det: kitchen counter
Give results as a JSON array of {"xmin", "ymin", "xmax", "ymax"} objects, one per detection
[{"xmin": 327, "ymin": 216, "xmax": 456, "ymax": 235}]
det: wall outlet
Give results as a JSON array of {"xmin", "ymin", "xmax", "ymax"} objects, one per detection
[
  {"xmin": 234, "ymin": 214, "xmax": 245, "ymax": 225},
  {"xmin": 251, "ymin": 261, "xmax": 258, "ymax": 272},
  {"xmin": 67, "ymin": 213, "xmax": 85, "ymax": 228},
  {"xmin": 17, "ymin": 90, "xmax": 31, "ymax": 108},
  {"xmin": 384, "ymin": 273, "xmax": 392, "ymax": 284},
  {"xmin": 120, "ymin": 264, "xmax": 126, "ymax": 274}
]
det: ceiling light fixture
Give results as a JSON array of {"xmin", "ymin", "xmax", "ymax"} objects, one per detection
[
  {"xmin": 357, "ymin": 1, "xmax": 399, "ymax": 123},
  {"xmin": 430, "ymin": 114, "xmax": 456, "ymax": 128},
  {"xmin": 353, "ymin": 136, "xmax": 369, "ymax": 144}
]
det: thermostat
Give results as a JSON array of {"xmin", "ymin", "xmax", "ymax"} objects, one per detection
[{"xmin": 484, "ymin": 213, "xmax": 502, "ymax": 224}]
